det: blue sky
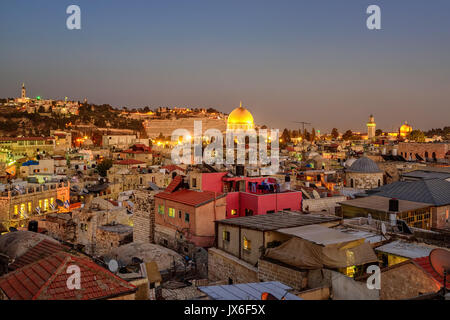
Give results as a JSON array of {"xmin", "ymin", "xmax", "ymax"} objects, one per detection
[{"xmin": 1, "ymin": 0, "xmax": 449, "ymax": 132}]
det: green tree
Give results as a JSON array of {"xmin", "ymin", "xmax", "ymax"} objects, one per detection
[
  {"xmin": 96, "ymin": 159, "xmax": 113, "ymax": 177},
  {"xmin": 310, "ymin": 128, "xmax": 316, "ymax": 142},
  {"xmin": 342, "ymin": 130, "xmax": 353, "ymax": 141},
  {"xmin": 303, "ymin": 129, "xmax": 311, "ymax": 142},
  {"xmin": 281, "ymin": 128, "xmax": 291, "ymax": 143},
  {"xmin": 408, "ymin": 130, "xmax": 426, "ymax": 142},
  {"xmin": 331, "ymin": 128, "xmax": 339, "ymax": 139}
]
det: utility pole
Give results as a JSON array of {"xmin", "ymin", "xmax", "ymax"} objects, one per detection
[{"xmin": 292, "ymin": 121, "xmax": 311, "ymax": 149}]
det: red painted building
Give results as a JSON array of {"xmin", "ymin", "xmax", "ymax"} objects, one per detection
[
  {"xmin": 188, "ymin": 172, "xmax": 302, "ymax": 218},
  {"xmin": 154, "ymin": 176, "xmax": 226, "ymax": 248}
]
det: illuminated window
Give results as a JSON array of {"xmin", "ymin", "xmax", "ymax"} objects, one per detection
[
  {"xmin": 14, "ymin": 205, "xmax": 18, "ymax": 216},
  {"xmin": 158, "ymin": 204, "xmax": 164, "ymax": 215},
  {"xmin": 50, "ymin": 197, "xmax": 54, "ymax": 205},
  {"xmin": 231, "ymin": 209, "xmax": 237, "ymax": 216},
  {"xmin": 20, "ymin": 204, "xmax": 26, "ymax": 217},
  {"xmin": 28, "ymin": 202, "xmax": 32, "ymax": 213},
  {"xmin": 243, "ymin": 237, "xmax": 251, "ymax": 251},
  {"xmin": 39, "ymin": 200, "xmax": 43, "ymax": 208},
  {"xmin": 168, "ymin": 208, "xmax": 175, "ymax": 218},
  {"xmin": 223, "ymin": 231, "xmax": 230, "ymax": 241},
  {"xmin": 44, "ymin": 199, "xmax": 49, "ymax": 211}
]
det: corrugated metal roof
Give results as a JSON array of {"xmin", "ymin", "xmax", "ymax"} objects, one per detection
[
  {"xmin": 198, "ymin": 281, "xmax": 302, "ymax": 300},
  {"xmin": 217, "ymin": 212, "xmax": 340, "ymax": 231},
  {"xmin": 369, "ymin": 179, "xmax": 450, "ymax": 206},
  {"xmin": 402, "ymin": 170, "xmax": 450, "ymax": 180},
  {"xmin": 277, "ymin": 224, "xmax": 367, "ymax": 246},
  {"xmin": 375, "ymin": 240, "xmax": 434, "ymax": 259}
]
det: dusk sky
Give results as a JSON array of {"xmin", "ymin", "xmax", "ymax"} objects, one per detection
[{"xmin": 1, "ymin": 0, "xmax": 449, "ymax": 132}]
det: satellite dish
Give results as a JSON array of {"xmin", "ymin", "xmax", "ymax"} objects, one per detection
[
  {"xmin": 381, "ymin": 223, "xmax": 387, "ymax": 236},
  {"xmin": 429, "ymin": 249, "xmax": 450, "ymax": 281},
  {"xmin": 108, "ymin": 259, "xmax": 119, "ymax": 273}
]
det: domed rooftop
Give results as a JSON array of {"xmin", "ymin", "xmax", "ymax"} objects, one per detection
[
  {"xmin": 400, "ymin": 121, "xmax": 412, "ymax": 137},
  {"xmin": 227, "ymin": 102, "xmax": 254, "ymax": 131},
  {"xmin": 347, "ymin": 156, "xmax": 381, "ymax": 173},
  {"xmin": 344, "ymin": 157, "xmax": 357, "ymax": 168}
]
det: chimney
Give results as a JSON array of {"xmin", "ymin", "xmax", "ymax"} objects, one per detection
[{"xmin": 388, "ymin": 198, "xmax": 399, "ymax": 226}]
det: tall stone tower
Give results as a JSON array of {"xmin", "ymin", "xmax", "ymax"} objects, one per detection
[
  {"xmin": 367, "ymin": 114, "xmax": 376, "ymax": 139},
  {"xmin": 21, "ymin": 83, "xmax": 26, "ymax": 99},
  {"xmin": 133, "ymin": 190, "xmax": 158, "ymax": 243}
]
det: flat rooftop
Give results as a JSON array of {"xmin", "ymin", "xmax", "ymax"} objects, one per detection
[
  {"xmin": 340, "ymin": 195, "xmax": 431, "ymax": 213},
  {"xmin": 216, "ymin": 211, "xmax": 341, "ymax": 231},
  {"xmin": 375, "ymin": 240, "xmax": 435, "ymax": 259}
]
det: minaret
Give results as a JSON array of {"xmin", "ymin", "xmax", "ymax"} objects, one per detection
[
  {"xmin": 367, "ymin": 114, "xmax": 376, "ymax": 139},
  {"xmin": 21, "ymin": 83, "xmax": 26, "ymax": 99}
]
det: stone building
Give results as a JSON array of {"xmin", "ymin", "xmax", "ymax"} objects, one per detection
[
  {"xmin": 0, "ymin": 181, "xmax": 70, "ymax": 231},
  {"xmin": 209, "ymin": 212, "xmax": 341, "ymax": 285},
  {"xmin": 398, "ymin": 142, "xmax": 449, "ymax": 161},
  {"xmin": 95, "ymin": 223, "xmax": 133, "ymax": 256},
  {"xmin": 345, "ymin": 157, "xmax": 384, "ymax": 190},
  {"xmin": 133, "ymin": 190, "xmax": 160, "ymax": 243}
]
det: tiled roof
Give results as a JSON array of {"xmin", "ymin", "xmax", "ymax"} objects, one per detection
[
  {"xmin": 164, "ymin": 175, "xmax": 183, "ymax": 193},
  {"xmin": 162, "ymin": 165, "xmax": 186, "ymax": 172},
  {"xmin": 369, "ymin": 179, "xmax": 450, "ymax": 206},
  {"xmin": 0, "ymin": 252, "xmax": 136, "ymax": 300},
  {"xmin": 414, "ymin": 256, "xmax": 450, "ymax": 289},
  {"xmin": 155, "ymin": 189, "xmax": 223, "ymax": 207},
  {"xmin": 114, "ymin": 159, "xmax": 146, "ymax": 165},
  {"xmin": 9, "ymin": 239, "xmax": 66, "ymax": 271}
]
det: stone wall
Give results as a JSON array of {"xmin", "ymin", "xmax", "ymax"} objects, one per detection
[
  {"xmin": 144, "ymin": 118, "xmax": 227, "ymax": 138},
  {"xmin": 95, "ymin": 224, "xmax": 133, "ymax": 256},
  {"xmin": 398, "ymin": 142, "xmax": 449, "ymax": 160},
  {"xmin": 302, "ymin": 196, "xmax": 347, "ymax": 214},
  {"xmin": 345, "ymin": 171, "xmax": 383, "ymax": 190},
  {"xmin": 258, "ymin": 259, "xmax": 308, "ymax": 291},
  {"xmin": 133, "ymin": 191, "xmax": 157, "ymax": 243},
  {"xmin": 380, "ymin": 262, "xmax": 441, "ymax": 300},
  {"xmin": 208, "ymin": 248, "xmax": 258, "ymax": 284}
]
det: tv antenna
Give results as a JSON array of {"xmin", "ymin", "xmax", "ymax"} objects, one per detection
[{"xmin": 292, "ymin": 121, "xmax": 311, "ymax": 148}]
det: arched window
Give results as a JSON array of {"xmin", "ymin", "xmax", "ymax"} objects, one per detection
[
  {"xmin": 432, "ymin": 152, "xmax": 437, "ymax": 160},
  {"xmin": 378, "ymin": 179, "xmax": 381, "ymax": 187},
  {"xmin": 425, "ymin": 151, "xmax": 429, "ymax": 158},
  {"xmin": 350, "ymin": 179, "xmax": 354, "ymax": 188}
]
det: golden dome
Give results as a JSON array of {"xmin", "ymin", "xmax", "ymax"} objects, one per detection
[
  {"xmin": 227, "ymin": 103, "xmax": 254, "ymax": 131},
  {"xmin": 400, "ymin": 121, "xmax": 412, "ymax": 137}
]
